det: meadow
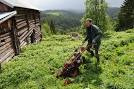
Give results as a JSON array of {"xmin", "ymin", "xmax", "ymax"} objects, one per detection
[{"xmin": 0, "ymin": 29, "xmax": 134, "ymax": 89}]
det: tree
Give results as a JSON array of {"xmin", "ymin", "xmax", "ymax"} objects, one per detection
[
  {"xmin": 42, "ymin": 22, "xmax": 51, "ymax": 36},
  {"xmin": 50, "ymin": 20, "xmax": 56, "ymax": 34},
  {"xmin": 83, "ymin": 0, "xmax": 108, "ymax": 32},
  {"xmin": 116, "ymin": 0, "xmax": 134, "ymax": 31}
]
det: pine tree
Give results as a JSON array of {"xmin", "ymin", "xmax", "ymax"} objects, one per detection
[
  {"xmin": 83, "ymin": 0, "xmax": 108, "ymax": 32},
  {"xmin": 117, "ymin": 0, "xmax": 134, "ymax": 31}
]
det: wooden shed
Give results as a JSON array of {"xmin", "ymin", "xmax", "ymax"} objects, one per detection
[{"xmin": 0, "ymin": 0, "xmax": 42, "ymax": 63}]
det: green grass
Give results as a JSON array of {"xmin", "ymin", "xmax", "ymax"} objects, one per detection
[{"xmin": 0, "ymin": 29, "xmax": 134, "ymax": 89}]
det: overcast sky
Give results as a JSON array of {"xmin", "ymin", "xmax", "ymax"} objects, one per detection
[{"xmin": 23, "ymin": 0, "xmax": 124, "ymax": 10}]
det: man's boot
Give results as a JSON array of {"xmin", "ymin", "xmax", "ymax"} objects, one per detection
[
  {"xmin": 90, "ymin": 50, "xmax": 94, "ymax": 57},
  {"xmin": 95, "ymin": 49, "xmax": 100, "ymax": 64},
  {"xmin": 96, "ymin": 56, "xmax": 100, "ymax": 64}
]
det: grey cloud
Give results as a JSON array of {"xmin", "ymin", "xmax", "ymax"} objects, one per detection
[{"xmin": 24, "ymin": 0, "xmax": 124, "ymax": 10}]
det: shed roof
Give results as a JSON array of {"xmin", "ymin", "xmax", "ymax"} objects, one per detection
[
  {"xmin": 0, "ymin": 11, "xmax": 17, "ymax": 24},
  {"xmin": 0, "ymin": 0, "xmax": 39, "ymax": 10}
]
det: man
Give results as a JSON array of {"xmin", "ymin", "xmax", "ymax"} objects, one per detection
[{"xmin": 83, "ymin": 18, "xmax": 102, "ymax": 63}]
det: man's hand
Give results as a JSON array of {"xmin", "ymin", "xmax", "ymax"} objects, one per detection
[
  {"xmin": 92, "ymin": 40, "xmax": 96, "ymax": 44},
  {"xmin": 92, "ymin": 40, "xmax": 97, "ymax": 49}
]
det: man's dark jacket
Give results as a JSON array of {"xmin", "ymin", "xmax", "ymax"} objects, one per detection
[{"xmin": 84, "ymin": 24, "xmax": 102, "ymax": 44}]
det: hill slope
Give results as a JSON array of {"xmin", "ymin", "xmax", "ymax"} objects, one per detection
[
  {"xmin": 0, "ymin": 29, "xmax": 134, "ymax": 89},
  {"xmin": 107, "ymin": 7, "xmax": 120, "ymax": 19},
  {"xmin": 41, "ymin": 10, "xmax": 83, "ymax": 30}
]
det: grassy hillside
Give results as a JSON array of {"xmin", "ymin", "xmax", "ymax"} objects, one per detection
[{"xmin": 0, "ymin": 29, "xmax": 134, "ymax": 89}]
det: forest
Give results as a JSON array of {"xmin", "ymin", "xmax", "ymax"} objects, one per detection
[
  {"xmin": 40, "ymin": 7, "xmax": 120, "ymax": 34},
  {"xmin": 0, "ymin": 0, "xmax": 134, "ymax": 89}
]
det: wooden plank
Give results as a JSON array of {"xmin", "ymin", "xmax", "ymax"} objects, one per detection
[
  {"xmin": 0, "ymin": 44, "xmax": 13, "ymax": 54},
  {"xmin": 0, "ymin": 33, "xmax": 11, "ymax": 40},
  {"xmin": 0, "ymin": 35, "xmax": 11, "ymax": 40},
  {"xmin": 4, "ymin": 52, "xmax": 15, "ymax": 63},
  {"xmin": 29, "ymin": 20, "xmax": 35, "ymax": 22},
  {"xmin": 0, "ymin": 48, "xmax": 14, "ymax": 63},
  {"xmin": 16, "ymin": 21, "xmax": 27, "ymax": 26},
  {"xmin": 16, "ymin": 23, "xmax": 27, "ymax": 29},
  {"xmin": 29, "ymin": 23, "xmax": 35, "ymax": 25},
  {"xmin": 17, "ymin": 26, "xmax": 28, "ymax": 32},
  {"xmin": 0, "ymin": 48, "xmax": 14, "ymax": 58},
  {"xmin": 28, "ymin": 20, "xmax": 35, "ymax": 22},
  {"xmin": 20, "ymin": 41, "xmax": 27, "ymax": 48},
  {"xmin": 0, "ymin": 32, "xmax": 10, "ymax": 38},
  {"xmin": 19, "ymin": 30, "xmax": 28, "ymax": 40},
  {"xmin": 16, "ymin": 19, "xmax": 25, "ymax": 23},
  {"xmin": 0, "ymin": 37, "xmax": 12, "ymax": 46},
  {"xmin": 0, "ymin": 40, "xmax": 12, "ymax": 48},
  {"xmin": 0, "ymin": 42, "xmax": 12, "ymax": 51},
  {"xmin": 17, "ymin": 28, "xmax": 28, "ymax": 36},
  {"xmin": 19, "ymin": 29, "xmax": 33, "ymax": 43}
]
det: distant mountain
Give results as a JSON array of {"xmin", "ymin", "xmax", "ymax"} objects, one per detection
[
  {"xmin": 40, "ymin": 7, "xmax": 120, "ymax": 32},
  {"xmin": 107, "ymin": 7, "xmax": 120, "ymax": 19},
  {"xmin": 41, "ymin": 7, "xmax": 120, "ymax": 21},
  {"xmin": 41, "ymin": 10, "xmax": 83, "ymax": 31}
]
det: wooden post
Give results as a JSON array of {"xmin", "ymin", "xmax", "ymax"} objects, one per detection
[{"xmin": 11, "ymin": 17, "xmax": 20, "ymax": 55}]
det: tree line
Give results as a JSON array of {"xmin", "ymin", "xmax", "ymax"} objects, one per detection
[
  {"xmin": 41, "ymin": 0, "xmax": 134, "ymax": 36},
  {"xmin": 41, "ymin": 10, "xmax": 83, "ymax": 35},
  {"xmin": 84, "ymin": 0, "xmax": 134, "ymax": 32}
]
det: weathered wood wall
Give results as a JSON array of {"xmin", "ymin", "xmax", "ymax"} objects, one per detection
[
  {"xmin": 0, "ymin": 6, "xmax": 42, "ymax": 63},
  {"xmin": 15, "ymin": 8, "xmax": 42, "ymax": 48},
  {"xmin": 0, "ymin": 20, "xmax": 15, "ymax": 62}
]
